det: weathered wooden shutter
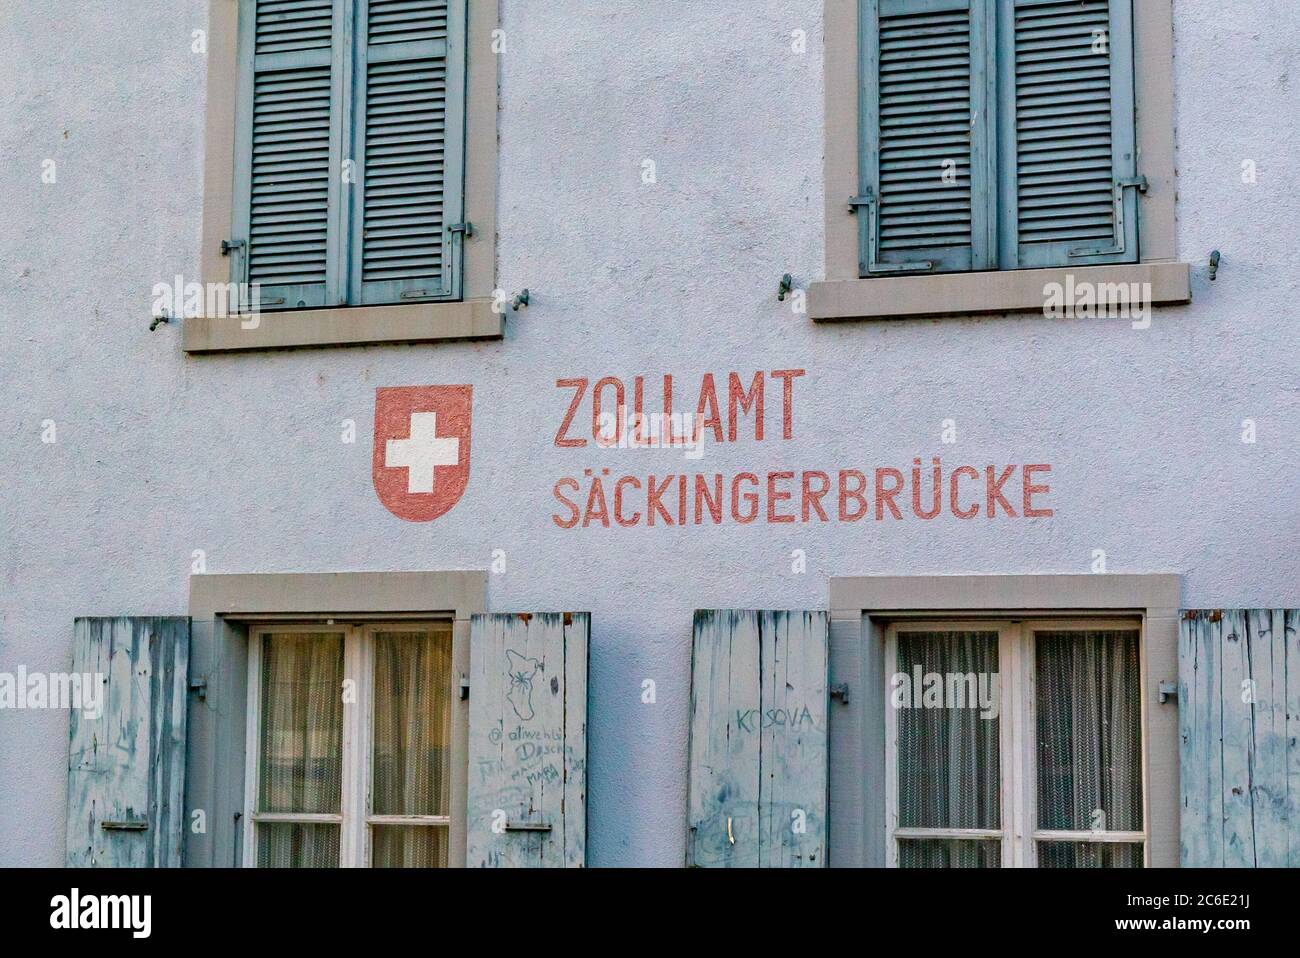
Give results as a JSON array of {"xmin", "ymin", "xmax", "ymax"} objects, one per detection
[
  {"xmin": 350, "ymin": 0, "xmax": 466, "ymax": 304},
  {"xmin": 997, "ymin": 0, "xmax": 1139, "ymax": 267},
  {"xmin": 66, "ymin": 617, "xmax": 190, "ymax": 867},
  {"xmin": 233, "ymin": 0, "xmax": 343, "ymax": 309},
  {"xmin": 686, "ymin": 610, "xmax": 829, "ymax": 867},
  {"xmin": 1179, "ymin": 610, "xmax": 1300, "ymax": 867},
  {"xmin": 467, "ymin": 613, "xmax": 588, "ymax": 867},
  {"xmin": 860, "ymin": 0, "xmax": 996, "ymax": 276}
]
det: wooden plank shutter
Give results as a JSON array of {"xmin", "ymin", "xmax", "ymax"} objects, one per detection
[
  {"xmin": 350, "ymin": 0, "xmax": 466, "ymax": 304},
  {"xmin": 467, "ymin": 612, "xmax": 588, "ymax": 867},
  {"xmin": 998, "ymin": 0, "xmax": 1139, "ymax": 267},
  {"xmin": 233, "ymin": 0, "xmax": 345, "ymax": 309},
  {"xmin": 686, "ymin": 610, "xmax": 829, "ymax": 867},
  {"xmin": 1179, "ymin": 610, "xmax": 1300, "ymax": 867},
  {"xmin": 860, "ymin": 0, "xmax": 996, "ymax": 276},
  {"xmin": 66, "ymin": 617, "xmax": 190, "ymax": 867}
]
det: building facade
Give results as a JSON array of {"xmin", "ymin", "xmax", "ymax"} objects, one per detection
[{"xmin": 1, "ymin": 0, "xmax": 1297, "ymax": 867}]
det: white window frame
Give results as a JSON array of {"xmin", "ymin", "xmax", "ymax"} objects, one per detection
[
  {"xmin": 242, "ymin": 619, "xmax": 455, "ymax": 868},
  {"xmin": 884, "ymin": 616, "xmax": 1149, "ymax": 868}
]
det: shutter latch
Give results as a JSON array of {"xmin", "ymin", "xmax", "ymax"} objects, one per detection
[{"xmin": 448, "ymin": 222, "xmax": 475, "ymax": 238}]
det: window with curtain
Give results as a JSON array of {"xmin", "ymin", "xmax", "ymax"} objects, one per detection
[
  {"xmin": 231, "ymin": 0, "xmax": 468, "ymax": 310},
  {"xmin": 858, "ymin": 0, "xmax": 1140, "ymax": 276},
  {"xmin": 887, "ymin": 619, "xmax": 1144, "ymax": 867},
  {"xmin": 246, "ymin": 622, "xmax": 454, "ymax": 867}
]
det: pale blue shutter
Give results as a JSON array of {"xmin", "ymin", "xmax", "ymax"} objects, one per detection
[
  {"xmin": 1180, "ymin": 610, "xmax": 1300, "ymax": 867},
  {"xmin": 997, "ymin": 0, "xmax": 1140, "ymax": 267},
  {"xmin": 232, "ymin": 0, "xmax": 345, "ymax": 310},
  {"xmin": 66, "ymin": 617, "xmax": 190, "ymax": 867},
  {"xmin": 860, "ymin": 0, "xmax": 996, "ymax": 276},
  {"xmin": 686, "ymin": 611, "xmax": 829, "ymax": 867},
  {"xmin": 467, "ymin": 613, "xmax": 589, "ymax": 867},
  {"xmin": 350, "ymin": 0, "xmax": 466, "ymax": 304}
]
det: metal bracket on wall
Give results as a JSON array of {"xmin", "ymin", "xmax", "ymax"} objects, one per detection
[
  {"xmin": 830, "ymin": 683, "xmax": 850, "ymax": 704},
  {"xmin": 1208, "ymin": 250, "xmax": 1221, "ymax": 281},
  {"xmin": 511, "ymin": 289, "xmax": 530, "ymax": 311},
  {"xmin": 778, "ymin": 273, "xmax": 794, "ymax": 301},
  {"xmin": 1158, "ymin": 681, "xmax": 1178, "ymax": 704}
]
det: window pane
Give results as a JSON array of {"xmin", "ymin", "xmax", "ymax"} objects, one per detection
[
  {"xmin": 1038, "ymin": 841, "xmax": 1143, "ymax": 869},
  {"xmin": 371, "ymin": 825, "xmax": 448, "ymax": 868},
  {"xmin": 898, "ymin": 839, "xmax": 1001, "ymax": 869},
  {"xmin": 256, "ymin": 822, "xmax": 340, "ymax": 868},
  {"xmin": 372, "ymin": 626, "xmax": 453, "ymax": 816},
  {"xmin": 1036, "ymin": 629, "xmax": 1142, "ymax": 832},
  {"xmin": 258, "ymin": 632, "xmax": 344, "ymax": 814},
  {"xmin": 896, "ymin": 631, "xmax": 1000, "ymax": 829}
]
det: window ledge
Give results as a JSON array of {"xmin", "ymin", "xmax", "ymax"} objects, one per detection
[
  {"xmin": 808, "ymin": 262, "xmax": 1191, "ymax": 322},
  {"xmin": 181, "ymin": 298, "xmax": 503, "ymax": 354}
]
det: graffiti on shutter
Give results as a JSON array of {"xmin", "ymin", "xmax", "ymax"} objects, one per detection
[
  {"xmin": 467, "ymin": 612, "xmax": 588, "ymax": 867},
  {"xmin": 687, "ymin": 609, "xmax": 829, "ymax": 867}
]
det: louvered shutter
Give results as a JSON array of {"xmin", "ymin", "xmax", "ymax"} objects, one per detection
[
  {"xmin": 860, "ymin": 0, "xmax": 996, "ymax": 276},
  {"xmin": 350, "ymin": 0, "xmax": 466, "ymax": 304},
  {"xmin": 232, "ymin": 0, "xmax": 343, "ymax": 310},
  {"xmin": 998, "ymin": 0, "xmax": 1139, "ymax": 267}
]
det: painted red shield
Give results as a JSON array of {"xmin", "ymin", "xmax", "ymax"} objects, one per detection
[{"xmin": 373, "ymin": 385, "xmax": 472, "ymax": 522}]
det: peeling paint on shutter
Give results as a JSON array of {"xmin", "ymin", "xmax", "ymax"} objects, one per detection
[
  {"xmin": 999, "ymin": 0, "xmax": 1139, "ymax": 267},
  {"xmin": 467, "ymin": 613, "xmax": 588, "ymax": 867},
  {"xmin": 1179, "ymin": 610, "xmax": 1300, "ymax": 867},
  {"xmin": 686, "ymin": 610, "xmax": 829, "ymax": 867},
  {"xmin": 861, "ymin": 0, "xmax": 996, "ymax": 275},
  {"xmin": 66, "ymin": 617, "xmax": 190, "ymax": 867},
  {"xmin": 233, "ymin": 0, "xmax": 342, "ymax": 310},
  {"xmin": 351, "ymin": 0, "xmax": 466, "ymax": 304}
]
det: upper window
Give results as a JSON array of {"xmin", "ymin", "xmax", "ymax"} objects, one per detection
[
  {"xmin": 885, "ymin": 618, "xmax": 1146, "ymax": 867},
  {"xmin": 231, "ymin": 0, "xmax": 467, "ymax": 311},
  {"xmin": 244, "ymin": 621, "xmax": 455, "ymax": 867},
  {"xmin": 859, "ymin": 0, "xmax": 1139, "ymax": 277}
]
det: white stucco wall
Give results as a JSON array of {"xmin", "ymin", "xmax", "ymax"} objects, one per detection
[{"xmin": 1, "ymin": 0, "xmax": 1298, "ymax": 867}]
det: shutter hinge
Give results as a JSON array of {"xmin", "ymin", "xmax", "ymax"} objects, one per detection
[
  {"xmin": 458, "ymin": 676, "xmax": 470, "ymax": 700},
  {"xmin": 849, "ymin": 191, "xmax": 934, "ymax": 275},
  {"xmin": 504, "ymin": 821, "xmax": 552, "ymax": 833},
  {"xmin": 220, "ymin": 239, "xmax": 246, "ymax": 256},
  {"xmin": 830, "ymin": 683, "xmax": 850, "ymax": 704},
  {"xmin": 448, "ymin": 222, "xmax": 475, "ymax": 238},
  {"xmin": 1158, "ymin": 681, "xmax": 1178, "ymax": 705},
  {"xmin": 1069, "ymin": 176, "xmax": 1149, "ymax": 258},
  {"xmin": 189, "ymin": 677, "xmax": 208, "ymax": 701}
]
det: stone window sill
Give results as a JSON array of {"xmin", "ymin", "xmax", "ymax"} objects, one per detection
[
  {"xmin": 808, "ymin": 262, "xmax": 1192, "ymax": 322},
  {"xmin": 181, "ymin": 298, "xmax": 503, "ymax": 353}
]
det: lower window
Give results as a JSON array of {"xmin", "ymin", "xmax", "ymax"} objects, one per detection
[
  {"xmin": 243, "ymin": 621, "xmax": 454, "ymax": 867},
  {"xmin": 885, "ymin": 619, "xmax": 1145, "ymax": 868}
]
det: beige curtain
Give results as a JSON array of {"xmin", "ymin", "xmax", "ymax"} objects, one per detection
[
  {"xmin": 257, "ymin": 631, "xmax": 344, "ymax": 867},
  {"xmin": 371, "ymin": 627, "xmax": 452, "ymax": 867}
]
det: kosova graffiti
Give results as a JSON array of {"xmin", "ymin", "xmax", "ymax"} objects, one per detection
[{"xmin": 550, "ymin": 369, "xmax": 1055, "ymax": 529}]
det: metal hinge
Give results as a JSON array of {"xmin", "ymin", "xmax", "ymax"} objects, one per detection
[
  {"xmin": 189, "ymin": 677, "xmax": 208, "ymax": 701},
  {"xmin": 1158, "ymin": 681, "xmax": 1178, "ymax": 705},
  {"xmin": 830, "ymin": 683, "xmax": 850, "ymax": 704},
  {"xmin": 849, "ymin": 191, "xmax": 934, "ymax": 275},
  {"xmin": 448, "ymin": 222, "xmax": 475, "ymax": 239},
  {"xmin": 1069, "ymin": 176, "xmax": 1148, "ymax": 258},
  {"xmin": 101, "ymin": 819, "xmax": 149, "ymax": 831},
  {"xmin": 458, "ymin": 676, "xmax": 470, "ymax": 701}
]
